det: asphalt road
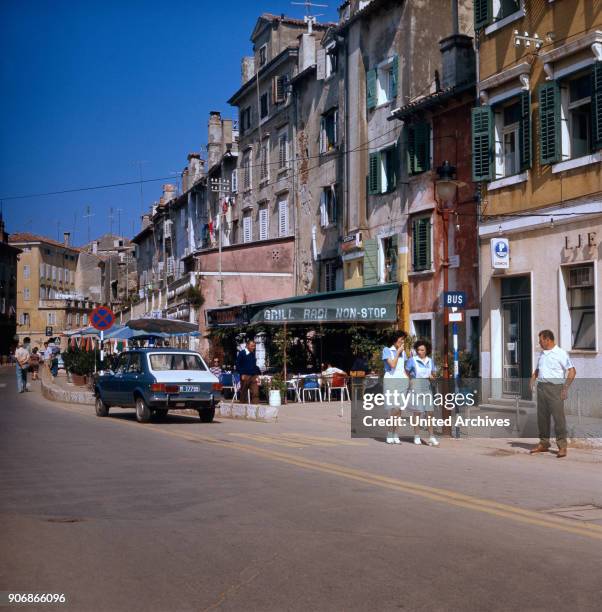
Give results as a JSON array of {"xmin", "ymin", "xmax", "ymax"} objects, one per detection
[{"xmin": 1, "ymin": 367, "xmax": 602, "ymax": 612}]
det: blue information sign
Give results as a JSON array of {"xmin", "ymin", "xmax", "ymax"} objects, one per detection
[{"xmin": 443, "ymin": 291, "xmax": 467, "ymax": 308}]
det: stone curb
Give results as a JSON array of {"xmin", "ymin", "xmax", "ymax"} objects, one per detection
[{"xmin": 40, "ymin": 368, "xmax": 95, "ymax": 406}]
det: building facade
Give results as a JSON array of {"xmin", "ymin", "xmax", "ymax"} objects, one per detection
[
  {"xmin": 9, "ymin": 232, "xmax": 98, "ymax": 347},
  {"xmin": 0, "ymin": 214, "xmax": 20, "ymax": 355},
  {"xmin": 473, "ymin": 0, "xmax": 602, "ymax": 397}
]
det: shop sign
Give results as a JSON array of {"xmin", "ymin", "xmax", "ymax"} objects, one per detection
[{"xmin": 491, "ymin": 237, "xmax": 509, "ymax": 269}]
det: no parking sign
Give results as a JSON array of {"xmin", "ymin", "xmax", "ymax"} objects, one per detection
[{"xmin": 90, "ymin": 306, "xmax": 115, "ymax": 332}]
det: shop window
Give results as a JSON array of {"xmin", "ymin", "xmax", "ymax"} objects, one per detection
[{"xmin": 568, "ymin": 264, "xmax": 595, "ymax": 350}]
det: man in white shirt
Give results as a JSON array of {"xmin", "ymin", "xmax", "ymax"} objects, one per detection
[
  {"xmin": 529, "ymin": 329, "xmax": 576, "ymax": 458},
  {"xmin": 15, "ymin": 342, "xmax": 30, "ymax": 393}
]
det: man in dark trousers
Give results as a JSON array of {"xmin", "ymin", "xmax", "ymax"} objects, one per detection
[{"xmin": 236, "ymin": 340, "xmax": 260, "ymax": 404}]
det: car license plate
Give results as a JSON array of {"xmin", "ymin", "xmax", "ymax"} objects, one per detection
[{"xmin": 179, "ymin": 385, "xmax": 200, "ymax": 393}]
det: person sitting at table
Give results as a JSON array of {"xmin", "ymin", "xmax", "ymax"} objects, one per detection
[
  {"xmin": 321, "ymin": 362, "xmax": 346, "ymax": 377},
  {"xmin": 209, "ymin": 357, "xmax": 222, "ymax": 378}
]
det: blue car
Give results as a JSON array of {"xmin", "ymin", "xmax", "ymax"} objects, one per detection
[{"xmin": 94, "ymin": 349, "xmax": 222, "ymax": 423}]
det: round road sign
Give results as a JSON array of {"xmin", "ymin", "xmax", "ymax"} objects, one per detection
[{"xmin": 90, "ymin": 305, "xmax": 115, "ymax": 331}]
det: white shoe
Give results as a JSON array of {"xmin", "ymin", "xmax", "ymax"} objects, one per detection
[
  {"xmin": 428, "ymin": 436, "xmax": 439, "ymax": 447},
  {"xmin": 392, "ymin": 435, "xmax": 401, "ymax": 444},
  {"xmin": 414, "ymin": 436, "xmax": 422, "ymax": 445},
  {"xmin": 386, "ymin": 435, "xmax": 395, "ymax": 444}
]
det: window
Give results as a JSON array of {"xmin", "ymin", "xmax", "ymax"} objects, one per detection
[
  {"xmin": 23, "ymin": 288, "xmax": 30, "ymax": 301},
  {"xmin": 242, "ymin": 150, "xmax": 252, "ymax": 190},
  {"xmin": 149, "ymin": 353, "xmax": 207, "ymax": 371},
  {"xmin": 366, "ymin": 56, "xmax": 398, "ymax": 109},
  {"xmin": 243, "ymin": 214, "xmax": 252, "ymax": 243},
  {"xmin": 326, "ymin": 46, "xmax": 338, "ymax": 78},
  {"xmin": 47, "ymin": 312, "xmax": 57, "ymax": 325},
  {"xmin": 539, "ymin": 63, "xmax": 601, "ymax": 166},
  {"xmin": 278, "ymin": 130, "xmax": 289, "ymax": 170},
  {"xmin": 39, "ymin": 263, "xmax": 45, "ymax": 279},
  {"xmin": 40, "ymin": 286, "xmax": 46, "ymax": 299},
  {"xmin": 323, "ymin": 260, "xmax": 337, "ymax": 292},
  {"xmin": 67, "ymin": 313, "xmax": 72, "ymax": 326},
  {"xmin": 20, "ymin": 313, "xmax": 30, "ymax": 326},
  {"xmin": 568, "ymin": 264, "xmax": 595, "ymax": 350},
  {"xmin": 259, "ymin": 140, "xmax": 269, "ymax": 182},
  {"xmin": 259, "ymin": 205, "xmax": 269, "ymax": 240},
  {"xmin": 76, "ymin": 313, "xmax": 80, "ymax": 325},
  {"xmin": 260, "ymin": 93, "xmax": 269, "ymax": 120},
  {"xmin": 320, "ymin": 108, "xmax": 338, "ymax": 153},
  {"xmin": 380, "ymin": 235, "xmax": 398, "ymax": 283},
  {"xmin": 319, "ymin": 186, "xmax": 337, "ymax": 227},
  {"xmin": 368, "ymin": 145, "xmax": 398, "ymax": 194},
  {"xmin": 407, "ymin": 123, "xmax": 431, "ymax": 175},
  {"xmin": 240, "ymin": 107, "xmax": 252, "ymax": 134},
  {"xmin": 475, "ymin": 0, "xmax": 522, "ymax": 30},
  {"xmin": 272, "ymin": 75, "xmax": 287, "ymax": 104},
  {"xmin": 23, "ymin": 265, "xmax": 30, "ymax": 279},
  {"xmin": 473, "ymin": 91, "xmax": 530, "ymax": 181},
  {"xmin": 413, "ymin": 319, "xmax": 432, "ymax": 344},
  {"xmin": 412, "ymin": 216, "xmax": 432, "ymax": 272},
  {"xmin": 82, "ymin": 314, "xmax": 88, "ymax": 325},
  {"xmin": 58, "ymin": 268, "xmax": 63, "ymax": 283},
  {"xmin": 278, "ymin": 197, "xmax": 289, "ymax": 236},
  {"xmin": 52, "ymin": 266, "xmax": 57, "ymax": 282},
  {"xmin": 128, "ymin": 353, "xmax": 142, "ymax": 373},
  {"xmin": 259, "ymin": 44, "xmax": 267, "ymax": 67},
  {"xmin": 231, "ymin": 169, "xmax": 238, "ymax": 193}
]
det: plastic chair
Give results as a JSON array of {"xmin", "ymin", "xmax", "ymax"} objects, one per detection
[
  {"xmin": 220, "ymin": 372, "xmax": 239, "ymax": 401},
  {"xmin": 302, "ymin": 376, "xmax": 322, "ymax": 402},
  {"xmin": 286, "ymin": 377, "xmax": 302, "ymax": 402},
  {"xmin": 328, "ymin": 373, "xmax": 350, "ymax": 402}
]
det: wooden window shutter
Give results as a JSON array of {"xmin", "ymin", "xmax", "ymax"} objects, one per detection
[
  {"xmin": 474, "ymin": 0, "xmax": 492, "ymax": 30},
  {"xmin": 538, "ymin": 82, "xmax": 561, "ymax": 165},
  {"xmin": 413, "ymin": 218, "xmax": 431, "ymax": 272},
  {"xmin": 363, "ymin": 238, "xmax": 378, "ymax": 286},
  {"xmin": 519, "ymin": 90, "xmax": 532, "ymax": 171},
  {"xmin": 259, "ymin": 207, "xmax": 269, "ymax": 240},
  {"xmin": 389, "ymin": 55, "xmax": 399, "ymax": 99},
  {"xmin": 592, "ymin": 61, "xmax": 602, "ymax": 150},
  {"xmin": 367, "ymin": 69, "xmax": 377, "ymax": 110},
  {"xmin": 368, "ymin": 152, "xmax": 380, "ymax": 194},
  {"xmin": 278, "ymin": 199, "xmax": 289, "ymax": 236},
  {"xmin": 471, "ymin": 106, "xmax": 494, "ymax": 181},
  {"xmin": 407, "ymin": 123, "xmax": 430, "ymax": 175}
]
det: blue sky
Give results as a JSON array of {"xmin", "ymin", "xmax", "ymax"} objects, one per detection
[{"xmin": 0, "ymin": 0, "xmax": 339, "ymax": 245}]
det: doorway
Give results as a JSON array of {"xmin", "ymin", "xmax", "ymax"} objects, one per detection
[{"xmin": 501, "ymin": 276, "xmax": 532, "ymax": 399}]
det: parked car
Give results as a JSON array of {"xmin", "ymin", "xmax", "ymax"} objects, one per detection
[{"xmin": 93, "ymin": 349, "xmax": 222, "ymax": 423}]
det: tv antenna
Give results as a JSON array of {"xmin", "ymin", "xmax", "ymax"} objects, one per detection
[
  {"xmin": 291, "ymin": 1, "xmax": 328, "ymax": 34},
  {"xmin": 83, "ymin": 204, "xmax": 94, "ymax": 244}
]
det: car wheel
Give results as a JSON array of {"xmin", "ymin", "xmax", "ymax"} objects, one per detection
[
  {"xmin": 199, "ymin": 405, "xmax": 215, "ymax": 423},
  {"xmin": 95, "ymin": 396, "xmax": 110, "ymax": 417},
  {"xmin": 155, "ymin": 409, "xmax": 168, "ymax": 419},
  {"xmin": 135, "ymin": 397, "xmax": 152, "ymax": 423}
]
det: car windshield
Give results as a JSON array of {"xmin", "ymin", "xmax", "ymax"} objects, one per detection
[{"xmin": 149, "ymin": 353, "xmax": 207, "ymax": 371}]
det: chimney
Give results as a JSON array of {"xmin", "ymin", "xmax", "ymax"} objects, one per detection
[
  {"xmin": 63, "ymin": 232, "xmax": 70, "ymax": 246},
  {"xmin": 241, "ymin": 56, "xmax": 255, "ymax": 84},
  {"xmin": 162, "ymin": 184, "xmax": 176, "ymax": 202},
  {"xmin": 207, "ymin": 112, "xmax": 223, "ymax": 170},
  {"xmin": 300, "ymin": 33, "xmax": 316, "ymax": 72},
  {"xmin": 438, "ymin": 33, "xmax": 475, "ymax": 90}
]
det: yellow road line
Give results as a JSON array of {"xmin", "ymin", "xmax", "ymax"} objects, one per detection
[
  {"xmin": 227, "ymin": 433, "xmax": 305, "ymax": 448},
  {"xmin": 37, "ymin": 398, "xmax": 602, "ymax": 541},
  {"xmin": 281, "ymin": 433, "xmax": 365, "ymax": 446}
]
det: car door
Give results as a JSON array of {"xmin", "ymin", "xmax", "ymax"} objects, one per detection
[
  {"xmin": 119, "ymin": 352, "xmax": 143, "ymax": 406},
  {"xmin": 109, "ymin": 353, "xmax": 131, "ymax": 406}
]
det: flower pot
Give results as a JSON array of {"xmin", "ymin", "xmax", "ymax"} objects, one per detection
[
  {"xmin": 72, "ymin": 373, "xmax": 87, "ymax": 386},
  {"xmin": 269, "ymin": 389, "xmax": 282, "ymax": 407}
]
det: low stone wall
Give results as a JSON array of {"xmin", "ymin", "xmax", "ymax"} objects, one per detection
[{"xmin": 40, "ymin": 367, "xmax": 95, "ymax": 406}]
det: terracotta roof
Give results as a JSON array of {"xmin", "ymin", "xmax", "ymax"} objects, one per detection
[
  {"xmin": 8, "ymin": 232, "xmax": 81, "ymax": 252},
  {"xmin": 260, "ymin": 13, "xmax": 336, "ymax": 29}
]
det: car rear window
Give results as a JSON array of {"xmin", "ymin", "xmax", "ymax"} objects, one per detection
[{"xmin": 149, "ymin": 353, "xmax": 207, "ymax": 371}]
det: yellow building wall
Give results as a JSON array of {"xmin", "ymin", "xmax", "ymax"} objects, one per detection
[{"xmin": 478, "ymin": 1, "xmax": 602, "ymax": 216}]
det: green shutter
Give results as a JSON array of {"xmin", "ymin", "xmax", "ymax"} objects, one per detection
[
  {"xmin": 592, "ymin": 61, "xmax": 602, "ymax": 150},
  {"xmin": 538, "ymin": 82, "xmax": 561, "ymax": 165},
  {"xmin": 368, "ymin": 152, "xmax": 381, "ymax": 194},
  {"xmin": 474, "ymin": 0, "xmax": 492, "ymax": 30},
  {"xmin": 471, "ymin": 106, "xmax": 493, "ymax": 181},
  {"xmin": 519, "ymin": 90, "xmax": 532, "ymax": 171},
  {"xmin": 389, "ymin": 55, "xmax": 399, "ymax": 99},
  {"xmin": 412, "ymin": 217, "xmax": 431, "ymax": 272},
  {"xmin": 367, "ymin": 68, "xmax": 377, "ymax": 110},
  {"xmin": 389, "ymin": 234, "xmax": 398, "ymax": 281},
  {"xmin": 407, "ymin": 123, "xmax": 431, "ymax": 175},
  {"xmin": 363, "ymin": 238, "xmax": 378, "ymax": 286}
]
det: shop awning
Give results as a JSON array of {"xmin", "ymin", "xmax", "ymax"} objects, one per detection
[{"xmin": 206, "ymin": 284, "xmax": 400, "ymax": 328}]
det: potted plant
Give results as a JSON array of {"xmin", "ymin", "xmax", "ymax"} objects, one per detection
[{"xmin": 261, "ymin": 374, "xmax": 287, "ymax": 406}]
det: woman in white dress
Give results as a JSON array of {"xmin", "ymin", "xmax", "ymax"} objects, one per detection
[
  {"xmin": 381, "ymin": 332, "xmax": 409, "ymax": 444},
  {"xmin": 405, "ymin": 340, "xmax": 439, "ymax": 447}
]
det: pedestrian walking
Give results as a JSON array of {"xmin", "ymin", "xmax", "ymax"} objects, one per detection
[
  {"xmin": 235, "ymin": 340, "xmax": 260, "ymax": 404},
  {"xmin": 405, "ymin": 340, "xmax": 439, "ymax": 447},
  {"xmin": 15, "ymin": 342, "xmax": 30, "ymax": 393},
  {"xmin": 529, "ymin": 330, "xmax": 576, "ymax": 458},
  {"xmin": 29, "ymin": 347, "xmax": 41, "ymax": 381},
  {"xmin": 382, "ymin": 332, "xmax": 409, "ymax": 444}
]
